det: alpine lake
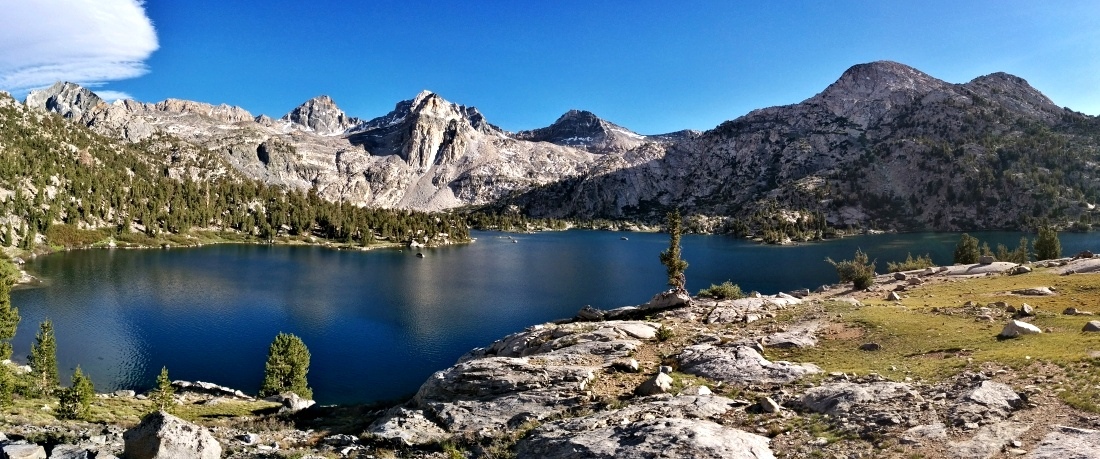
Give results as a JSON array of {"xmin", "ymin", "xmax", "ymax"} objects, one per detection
[{"xmin": 11, "ymin": 230, "xmax": 1100, "ymax": 405}]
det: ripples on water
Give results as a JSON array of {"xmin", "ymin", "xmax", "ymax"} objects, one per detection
[{"xmin": 10, "ymin": 230, "xmax": 1100, "ymax": 404}]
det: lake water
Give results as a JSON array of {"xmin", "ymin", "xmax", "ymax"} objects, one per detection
[{"xmin": 10, "ymin": 230, "xmax": 1100, "ymax": 404}]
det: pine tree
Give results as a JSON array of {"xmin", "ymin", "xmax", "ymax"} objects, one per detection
[
  {"xmin": 259, "ymin": 333, "xmax": 312, "ymax": 399},
  {"xmin": 0, "ymin": 269, "xmax": 19, "ymax": 360},
  {"xmin": 0, "ymin": 365, "xmax": 13, "ymax": 407},
  {"xmin": 953, "ymin": 233, "xmax": 980, "ymax": 264},
  {"xmin": 1033, "ymin": 226, "xmax": 1062, "ymax": 260},
  {"xmin": 57, "ymin": 366, "xmax": 94, "ymax": 420},
  {"xmin": 29, "ymin": 320, "xmax": 58, "ymax": 394},
  {"xmin": 151, "ymin": 366, "xmax": 174, "ymax": 412},
  {"xmin": 658, "ymin": 210, "xmax": 688, "ymax": 293}
]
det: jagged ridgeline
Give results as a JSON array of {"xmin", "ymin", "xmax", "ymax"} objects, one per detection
[{"xmin": 0, "ymin": 92, "xmax": 468, "ymax": 248}]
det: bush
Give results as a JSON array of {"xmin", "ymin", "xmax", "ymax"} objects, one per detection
[
  {"xmin": 656, "ymin": 325, "xmax": 674, "ymax": 342},
  {"xmin": 827, "ymin": 249, "xmax": 876, "ymax": 290},
  {"xmin": 697, "ymin": 281, "xmax": 746, "ymax": 300},
  {"xmin": 886, "ymin": 253, "xmax": 934, "ymax": 273},
  {"xmin": 260, "ymin": 333, "xmax": 312, "ymax": 399},
  {"xmin": 953, "ymin": 233, "xmax": 980, "ymax": 264}
]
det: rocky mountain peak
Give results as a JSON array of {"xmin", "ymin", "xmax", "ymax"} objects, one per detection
[
  {"xmin": 345, "ymin": 90, "xmax": 504, "ymax": 169},
  {"xmin": 514, "ymin": 109, "xmax": 646, "ymax": 154},
  {"xmin": 963, "ymin": 72, "xmax": 1062, "ymax": 121},
  {"xmin": 281, "ymin": 95, "xmax": 356, "ymax": 135},
  {"xmin": 808, "ymin": 61, "xmax": 951, "ymax": 127},
  {"xmin": 24, "ymin": 82, "xmax": 105, "ymax": 120}
]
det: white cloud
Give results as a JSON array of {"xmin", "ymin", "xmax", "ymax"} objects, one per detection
[
  {"xmin": 94, "ymin": 90, "xmax": 135, "ymax": 102},
  {"xmin": 0, "ymin": 0, "xmax": 157, "ymax": 97}
]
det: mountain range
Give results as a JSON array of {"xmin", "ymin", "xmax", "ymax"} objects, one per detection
[{"xmin": 14, "ymin": 61, "xmax": 1100, "ymax": 238}]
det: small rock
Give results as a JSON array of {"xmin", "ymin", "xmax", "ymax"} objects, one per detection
[
  {"xmin": 859, "ymin": 342, "xmax": 882, "ymax": 351},
  {"xmin": 1014, "ymin": 287, "xmax": 1055, "ymax": 296},
  {"xmin": 1065, "ymin": 307, "xmax": 1082, "ymax": 315},
  {"xmin": 264, "ymin": 392, "xmax": 315, "ymax": 413},
  {"xmin": 1083, "ymin": 321, "xmax": 1100, "ymax": 332},
  {"xmin": 885, "ymin": 291, "xmax": 902, "ymax": 301},
  {"xmin": 894, "ymin": 272, "xmax": 908, "ymax": 281},
  {"xmin": 575, "ymin": 305, "xmax": 605, "ymax": 321},
  {"xmin": 1074, "ymin": 250, "xmax": 1095, "ymax": 259},
  {"xmin": 757, "ymin": 396, "xmax": 781, "ymax": 413},
  {"xmin": 999, "ymin": 320, "xmax": 1043, "ymax": 338},
  {"xmin": 659, "ymin": 365, "xmax": 673, "ymax": 374},
  {"xmin": 907, "ymin": 277, "xmax": 924, "ymax": 285},
  {"xmin": 237, "ymin": 433, "xmax": 260, "ymax": 445},
  {"xmin": 635, "ymin": 372, "xmax": 674, "ymax": 396},
  {"xmin": 1018, "ymin": 303, "xmax": 1035, "ymax": 316},
  {"xmin": 979, "ymin": 255, "xmax": 995, "ymax": 265},
  {"xmin": 47, "ymin": 444, "xmax": 93, "ymax": 459},
  {"xmin": 790, "ymin": 288, "xmax": 810, "ymax": 298},
  {"xmin": 679, "ymin": 385, "xmax": 712, "ymax": 396},
  {"xmin": 112, "ymin": 390, "xmax": 136, "ymax": 398},
  {"xmin": 612, "ymin": 358, "xmax": 640, "ymax": 373},
  {"xmin": 323, "ymin": 434, "xmax": 357, "ymax": 447}
]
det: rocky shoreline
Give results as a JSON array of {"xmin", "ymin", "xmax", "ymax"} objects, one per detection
[{"xmin": 3, "ymin": 257, "xmax": 1100, "ymax": 458}]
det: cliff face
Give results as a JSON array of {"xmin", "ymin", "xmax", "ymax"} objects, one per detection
[{"xmin": 21, "ymin": 60, "xmax": 1100, "ymax": 232}]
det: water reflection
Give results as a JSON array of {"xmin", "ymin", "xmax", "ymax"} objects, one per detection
[{"xmin": 9, "ymin": 231, "xmax": 1100, "ymax": 404}]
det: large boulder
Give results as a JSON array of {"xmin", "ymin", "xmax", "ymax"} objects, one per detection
[
  {"xmin": 998, "ymin": 320, "xmax": 1042, "ymax": 338},
  {"xmin": 2, "ymin": 444, "xmax": 46, "ymax": 459},
  {"xmin": 641, "ymin": 291, "xmax": 692, "ymax": 311},
  {"xmin": 264, "ymin": 392, "xmax": 315, "ymax": 413},
  {"xmin": 122, "ymin": 411, "xmax": 221, "ymax": 459}
]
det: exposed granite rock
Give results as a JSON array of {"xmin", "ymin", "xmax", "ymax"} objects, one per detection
[
  {"xmin": 677, "ymin": 344, "xmax": 820, "ymax": 386},
  {"xmin": 515, "ymin": 395, "xmax": 774, "ymax": 459},
  {"xmin": 517, "ymin": 417, "xmax": 775, "ymax": 459},
  {"xmin": 280, "ymin": 95, "xmax": 358, "ymax": 135},
  {"xmin": 947, "ymin": 421, "xmax": 1029, "ymax": 459},
  {"xmin": 1029, "ymin": 425, "xmax": 1100, "ymax": 459},
  {"xmin": 122, "ymin": 411, "xmax": 221, "ymax": 459},
  {"xmin": 948, "ymin": 380, "xmax": 1024, "ymax": 425}
]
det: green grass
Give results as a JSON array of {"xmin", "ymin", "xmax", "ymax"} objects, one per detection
[{"xmin": 772, "ymin": 269, "xmax": 1100, "ymax": 411}]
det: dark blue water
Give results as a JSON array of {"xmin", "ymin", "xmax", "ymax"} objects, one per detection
[{"xmin": 9, "ymin": 230, "xmax": 1100, "ymax": 404}]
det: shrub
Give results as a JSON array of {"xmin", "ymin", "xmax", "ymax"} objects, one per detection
[
  {"xmin": 697, "ymin": 281, "xmax": 746, "ymax": 300},
  {"xmin": 656, "ymin": 325, "xmax": 674, "ymax": 342},
  {"xmin": 886, "ymin": 253, "xmax": 934, "ymax": 273},
  {"xmin": 827, "ymin": 249, "xmax": 876, "ymax": 290},
  {"xmin": 953, "ymin": 233, "xmax": 980, "ymax": 264}
]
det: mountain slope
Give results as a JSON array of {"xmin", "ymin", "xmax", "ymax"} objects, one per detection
[
  {"xmin": 0, "ymin": 90, "xmax": 468, "ymax": 249},
  {"xmin": 501, "ymin": 61, "xmax": 1100, "ymax": 235},
  {"xmin": 16, "ymin": 61, "xmax": 1100, "ymax": 236}
]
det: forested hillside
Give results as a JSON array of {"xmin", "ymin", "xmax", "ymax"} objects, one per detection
[{"xmin": 0, "ymin": 92, "xmax": 468, "ymax": 251}]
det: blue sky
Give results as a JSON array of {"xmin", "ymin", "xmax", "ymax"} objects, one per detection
[{"xmin": 2, "ymin": 1, "xmax": 1098, "ymax": 134}]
